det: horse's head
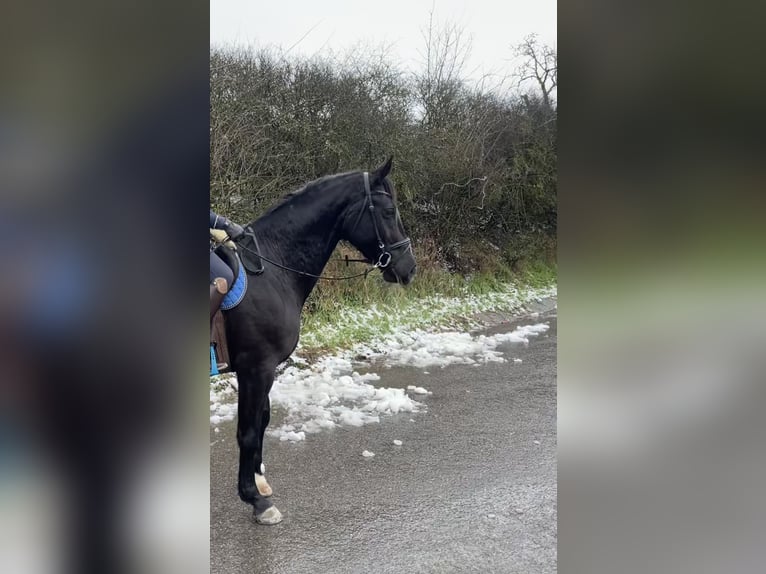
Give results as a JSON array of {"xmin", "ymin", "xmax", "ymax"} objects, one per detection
[{"xmin": 343, "ymin": 157, "xmax": 416, "ymax": 285}]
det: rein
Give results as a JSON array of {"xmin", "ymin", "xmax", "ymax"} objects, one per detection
[
  {"xmin": 234, "ymin": 244, "xmax": 381, "ymax": 281},
  {"xmin": 223, "ymin": 172, "xmax": 411, "ymax": 282}
]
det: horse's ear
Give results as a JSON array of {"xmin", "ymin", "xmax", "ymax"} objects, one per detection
[{"xmin": 373, "ymin": 156, "xmax": 393, "ymax": 182}]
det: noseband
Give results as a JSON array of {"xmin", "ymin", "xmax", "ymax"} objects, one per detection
[{"xmin": 351, "ymin": 172, "xmax": 412, "ymax": 269}]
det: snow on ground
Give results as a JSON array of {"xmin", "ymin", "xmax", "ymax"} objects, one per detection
[
  {"xmin": 299, "ymin": 283, "xmax": 556, "ymax": 350},
  {"xmin": 354, "ymin": 322, "xmax": 550, "ymax": 369},
  {"xmin": 210, "ymin": 356, "xmax": 422, "ymax": 442},
  {"xmin": 210, "ymin": 284, "xmax": 555, "ymax": 442}
]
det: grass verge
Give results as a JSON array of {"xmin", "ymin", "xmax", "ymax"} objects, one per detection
[{"xmin": 299, "ymin": 260, "xmax": 557, "ymax": 354}]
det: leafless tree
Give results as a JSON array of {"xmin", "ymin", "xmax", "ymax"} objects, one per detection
[
  {"xmin": 514, "ymin": 34, "xmax": 557, "ymax": 108},
  {"xmin": 416, "ymin": 11, "xmax": 472, "ymax": 128}
]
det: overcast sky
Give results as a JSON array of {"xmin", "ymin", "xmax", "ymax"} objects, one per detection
[{"xmin": 211, "ymin": 0, "xmax": 556, "ymax": 87}]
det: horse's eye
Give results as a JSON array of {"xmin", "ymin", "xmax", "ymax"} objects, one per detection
[{"xmin": 383, "ymin": 208, "xmax": 396, "ymax": 219}]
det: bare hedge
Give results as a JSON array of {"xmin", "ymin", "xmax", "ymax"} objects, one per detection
[{"xmin": 210, "ymin": 47, "xmax": 556, "ymax": 268}]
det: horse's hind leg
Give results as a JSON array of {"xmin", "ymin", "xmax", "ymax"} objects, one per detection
[
  {"xmin": 254, "ymin": 394, "xmax": 273, "ymax": 497},
  {"xmin": 236, "ymin": 365, "xmax": 282, "ymax": 524}
]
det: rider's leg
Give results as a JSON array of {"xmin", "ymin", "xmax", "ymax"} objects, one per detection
[
  {"xmin": 210, "ymin": 278, "xmax": 228, "ymax": 328},
  {"xmin": 210, "ymin": 252, "xmax": 235, "ymax": 328}
]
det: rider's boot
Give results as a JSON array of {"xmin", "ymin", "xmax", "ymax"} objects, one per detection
[{"xmin": 210, "ymin": 278, "xmax": 228, "ymax": 329}]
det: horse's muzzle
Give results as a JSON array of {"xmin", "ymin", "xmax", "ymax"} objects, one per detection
[{"xmin": 401, "ymin": 263, "xmax": 416, "ymax": 285}]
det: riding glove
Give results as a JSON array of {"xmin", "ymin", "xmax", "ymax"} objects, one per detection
[{"xmin": 226, "ymin": 222, "xmax": 245, "ymax": 241}]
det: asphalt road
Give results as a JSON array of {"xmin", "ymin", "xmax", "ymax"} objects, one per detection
[{"xmin": 210, "ymin": 308, "xmax": 557, "ymax": 574}]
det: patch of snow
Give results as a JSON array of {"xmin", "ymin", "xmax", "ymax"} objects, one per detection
[
  {"xmin": 264, "ymin": 358, "xmax": 422, "ymax": 441},
  {"xmin": 279, "ymin": 431, "xmax": 306, "ymax": 442},
  {"xmin": 211, "ymin": 322, "xmax": 550, "ymax": 434},
  {"xmin": 393, "ymin": 439, "xmax": 403, "ymax": 446},
  {"xmin": 362, "ymin": 450, "xmax": 375, "ymax": 458},
  {"xmin": 492, "ymin": 323, "xmax": 549, "ymax": 344},
  {"xmin": 209, "ymin": 284, "xmax": 556, "ymax": 447},
  {"xmin": 351, "ymin": 323, "xmax": 550, "ymax": 370}
]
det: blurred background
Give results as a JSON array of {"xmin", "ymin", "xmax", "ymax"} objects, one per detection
[
  {"xmin": 559, "ymin": 0, "xmax": 766, "ymax": 572},
  {"xmin": 0, "ymin": 0, "xmax": 210, "ymax": 572}
]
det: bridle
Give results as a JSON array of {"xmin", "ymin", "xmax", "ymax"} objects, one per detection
[
  {"xmin": 350, "ymin": 171, "xmax": 412, "ymax": 269},
  {"xmin": 226, "ymin": 171, "xmax": 412, "ymax": 281}
]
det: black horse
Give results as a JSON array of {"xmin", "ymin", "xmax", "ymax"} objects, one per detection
[{"xmin": 222, "ymin": 158, "xmax": 416, "ymax": 524}]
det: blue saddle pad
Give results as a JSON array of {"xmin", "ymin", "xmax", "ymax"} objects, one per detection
[{"xmin": 220, "ymin": 263, "xmax": 247, "ymax": 310}]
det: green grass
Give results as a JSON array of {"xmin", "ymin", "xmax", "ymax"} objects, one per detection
[
  {"xmin": 298, "ymin": 260, "xmax": 557, "ymax": 354},
  {"xmin": 517, "ymin": 260, "xmax": 558, "ymax": 289}
]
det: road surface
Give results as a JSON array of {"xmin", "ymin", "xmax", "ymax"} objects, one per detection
[{"xmin": 210, "ymin": 308, "xmax": 556, "ymax": 573}]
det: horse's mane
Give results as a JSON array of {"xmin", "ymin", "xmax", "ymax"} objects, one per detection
[
  {"xmin": 256, "ymin": 169, "xmax": 397, "ymax": 223},
  {"xmin": 257, "ymin": 171, "xmax": 356, "ymax": 219}
]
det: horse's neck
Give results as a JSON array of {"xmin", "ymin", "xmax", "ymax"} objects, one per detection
[{"xmin": 256, "ymin": 182, "xmax": 352, "ymax": 303}]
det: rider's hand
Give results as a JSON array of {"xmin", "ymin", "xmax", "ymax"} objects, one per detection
[
  {"xmin": 227, "ymin": 223, "xmax": 245, "ymax": 241},
  {"xmin": 210, "ymin": 228, "xmax": 237, "ymax": 250}
]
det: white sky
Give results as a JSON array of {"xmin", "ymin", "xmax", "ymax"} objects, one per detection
[{"xmin": 211, "ymin": 0, "xmax": 556, "ymax": 88}]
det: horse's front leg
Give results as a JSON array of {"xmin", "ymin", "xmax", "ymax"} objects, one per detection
[
  {"xmin": 236, "ymin": 365, "xmax": 282, "ymax": 524},
  {"xmin": 254, "ymin": 394, "xmax": 273, "ymax": 497}
]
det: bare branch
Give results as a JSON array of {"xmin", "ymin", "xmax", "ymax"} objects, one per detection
[{"xmin": 513, "ymin": 34, "xmax": 557, "ymax": 108}]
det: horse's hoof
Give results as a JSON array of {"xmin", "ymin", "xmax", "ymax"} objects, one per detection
[
  {"xmin": 254, "ymin": 505, "xmax": 283, "ymax": 525},
  {"xmin": 255, "ymin": 474, "xmax": 273, "ymax": 497}
]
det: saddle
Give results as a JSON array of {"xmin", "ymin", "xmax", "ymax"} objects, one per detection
[{"xmin": 210, "ymin": 227, "xmax": 265, "ymax": 311}]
